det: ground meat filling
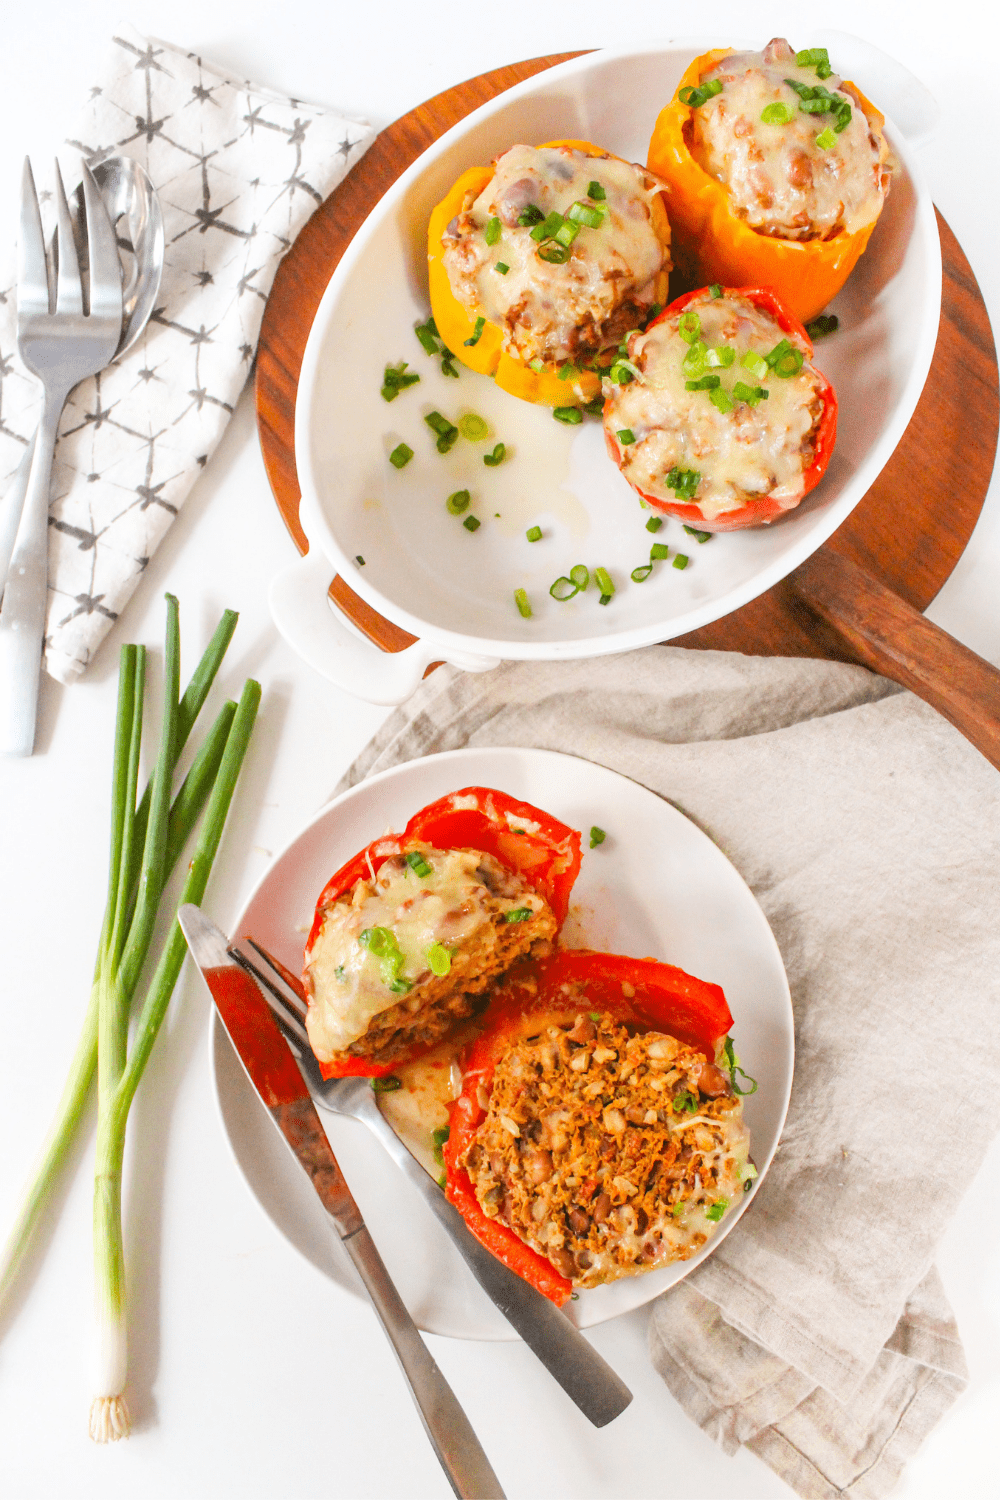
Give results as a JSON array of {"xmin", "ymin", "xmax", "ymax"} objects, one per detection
[
  {"xmin": 440, "ymin": 144, "xmax": 670, "ymax": 366},
  {"xmin": 690, "ymin": 37, "xmax": 891, "ymax": 240},
  {"xmin": 459, "ymin": 1012, "xmax": 751, "ymax": 1287},
  {"xmin": 603, "ymin": 291, "xmax": 825, "ymax": 521},
  {"xmin": 304, "ymin": 848, "xmax": 556, "ymax": 1069}
]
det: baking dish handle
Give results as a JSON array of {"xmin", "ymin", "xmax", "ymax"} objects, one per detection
[{"xmin": 269, "ymin": 548, "xmax": 499, "ymax": 706}]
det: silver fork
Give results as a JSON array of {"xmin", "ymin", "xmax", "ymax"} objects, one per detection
[
  {"xmin": 0, "ymin": 158, "xmax": 123, "ymax": 756},
  {"xmin": 227, "ymin": 934, "xmax": 634, "ymax": 1429}
]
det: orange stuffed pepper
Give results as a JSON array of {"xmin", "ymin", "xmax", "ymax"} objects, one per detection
[
  {"xmin": 428, "ymin": 140, "xmax": 672, "ymax": 407},
  {"xmin": 647, "ymin": 39, "xmax": 891, "ymax": 324}
]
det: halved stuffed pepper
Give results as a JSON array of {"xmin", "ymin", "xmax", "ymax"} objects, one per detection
[
  {"xmin": 444, "ymin": 950, "xmax": 753, "ymax": 1304},
  {"xmin": 428, "ymin": 141, "xmax": 672, "ymax": 407},
  {"xmin": 603, "ymin": 284, "xmax": 837, "ymax": 530},
  {"xmin": 647, "ymin": 39, "xmax": 891, "ymax": 324},
  {"xmin": 303, "ymin": 788, "xmax": 582, "ymax": 1077}
]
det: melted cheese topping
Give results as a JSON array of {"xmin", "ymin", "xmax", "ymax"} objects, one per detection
[
  {"xmin": 304, "ymin": 848, "xmax": 544, "ymax": 1056},
  {"xmin": 604, "ymin": 293, "xmax": 824, "ymax": 520},
  {"xmin": 440, "ymin": 144, "xmax": 669, "ymax": 364},
  {"xmin": 691, "ymin": 38, "xmax": 890, "ymax": 239}
]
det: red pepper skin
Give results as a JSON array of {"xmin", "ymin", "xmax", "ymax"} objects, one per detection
[
  {"xmin": 444, "ymin": 950, "xmax": 734, "ymax": 1303},
  {"xmin": 305, "ymin": 787, "xmax": 582, "ymax": 1079},
  {"xmin": 604, "ymin": 285, "xmax": 838, "ymax": 532}
]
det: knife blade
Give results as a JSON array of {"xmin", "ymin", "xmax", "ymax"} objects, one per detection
[{"xmin": 179, "ymin": 904, "xmax": 505, "ymax": 1500}]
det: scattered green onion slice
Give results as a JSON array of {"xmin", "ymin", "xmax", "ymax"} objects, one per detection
[
  {"xmin": 649, "ymin": 542, "xmax": 669, "ymax": 561},
  {"xmin": 431, "ymin": 1125, "xmax": 451, "ymax": 1164},
  {"xmin": 709, "ymin": 387, "xmax": 735, "ymax": 414},
  {"xmin": 458, "ymin": 413, "xmax": 489, "ymax": 441},
  {"xmin": 440, "ymin": 349, "xmax": 460, "ymax": 379},
  {"xmin": 646, "ymin": 516, "xmax": 663, "ymax": 533},
  {"xmin": 550, "ymin": 575, "xmax": 579, "ymax": 602},
  {"xmin": 463, "ymin": 515, "xmax": 481, "ymax": 532},
  {"xmin": 616, "ymin": 429, "xmax": 636, "ymax": 446},
  {"xmin": 415, "ymin": 319, "xmax": 439, "ymax": 355},
  {"xmin": 529, "ymin": 357, "xmax": 545, "ymax": 372},
  {"xmin": 608, "ymin": 358, "xmax": 639, "ymax": 385},
  {"xmin": 389, "ymin": 443, "xmax": 413, "ymax": 469},
  {"xmin": 594, "ymin": 567, "xmax": 614, "ymax": 598},
  {"xmin": 761, "ymin": 101, "xmax": 794, "ymax": 125},
  {"xmin": 795, "ymin": 46, "xmax": 833, "ymax": 78},
  {"xmin": 681, "ymin": 341, "xmax": 707, "ymax": 377},
  {"xmin": 815, "ymin": 126, "xmax": 837, "ymax": 150},
  {"xmin": 673, "ymin": 553, "xmax": 689, "ymax": 570},
  {"xmin": 504, "ymin": 907, "xmax": 532, "ymax": 923},
  {"xmin": 525, "ymin": 526, "xmax": 542, "ymax": 543},
  {"xmin": 686, "ymin": 374, "xmax": 721, "ymax": 391},
  {"xmin": 566, "ymin": 200, "xmax": 606, "ymax": 229},
  {"xmin": 732, "ymin": 381, "xmax": 768, "ymax": 406},
  {"xmin": 598, "ymin": 594, "xmax": 612, "ymax": 606},
  {"xmin": 581, "ymin": 396, "xmax": 605, "ymax": 417},
  {"xmin": 427, "ymin": 943, "xmax": 452, "ymax": 977},
  {"xmin": 517, "ymin": 204, "xmax": 545, "ymax": 226},
  {"xmin": 705, "ymin": 1199, "xmax": 729, "ymax": 1222},
  {"xmin": 381, "ymin": 361, "xmax": 421, "ymax": 402},
  {"xmin": 678, "ymin": 311, "xmax": 701, "ymax": 345},
  {"xmin": 741, "ymin": 350, "xmax": 769, "ymax": 380},
  {"xmin": 495, "ymin": 262, "xmax": 510, "ymax": 275},
  {"xmin": 537, "ymin": 238, "xmax": 571, "ymax": 264},
  {"xmin": 741, "ymin": 1161, "xmax": 759, "ymax": 1184},
  {"xmin": 553, "ymin": 406, "xmax": 583, "ymax": 425},
  {"xmin": 805, "ymin": 314, "xmax": 839, "ymax": 339},
  {"xmin": 484, "ymin": 215, "xmax": 501, "ymax": 246},
  {"xmin": 723, "ymin": 1036, "xmax": 759, "ymax": 1095},
  {"xmin": 631, "ymin": 564, "xmax": 653, "ymax": 582},
  {"xmin": 372, "ymin": 1075, "xmax": 402, "ymax": 1093},
  {"xmin": 530, "ymin": 210, "xmax": 565, "ymax": 242},
  {"xmin": 405, "ymin": 850, "xmax": 433, "ymax": 877},
  {"xmin": 426, "ymin": 410, "xmax": 460, "ymax": 452},
  {"xmin": 709, "ymin": 284, "xmax": 722, "ymax": 299},
  {"xmin": 765, "ymin": 338, "xmax": 805, "ymax": 378},
  {"xmin": 589, "ymin": 826, "xmax": 606, "ymax": 847},
  {"xmin": 355, "ymin": 555, "xmax": 365, "ymax": 566},
  {"xmin": 483, "ymin": 443, "xmax": 506, "ymax": 467},
  {"xmin": 514, "ymin": 588, "xmax": 532, "ymax": 617},
  {"xmin": 683, "ymin": 525, "xmax": 712, "ymax": 543},
  {"xmin": 587, "ymin": 180, "xmax": 606, "ymax": 201},
  {"xmin": 570, "ymin": 564, "xmax": 589, "ymax": 592},
  {"xmin": 678, "ymin": 78, "xmax": 723, "ymax": 108},
  {"xmin": 464, "ymin": 315, "xmax": 486, "ymax": 347},
  {"xmin": 705, "ymin": 345, "xmax": 736, "ymax": 368},
  {"xmin": 558, "ymin": 361, "xmax": 580, "ymax": 381},
  {"xmin": 666, "ymin": 466, "xmax": 700, "ymax": 500},
  {"xmin": 673, "ymin": 1090, "xmax": 697, "ymax": 1114}
]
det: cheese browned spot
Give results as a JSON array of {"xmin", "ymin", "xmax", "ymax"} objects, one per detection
[
  {"xmin": 691, "ymin": 38, "xmax": 891, "ymax": 241},
  {"xmin": 304, "ymin": 847, "xmax": 556, "ymax": 1069},
  {"xmin": 603, "ymin": 291, "xmax": 825, "ymax": 521},
  {"xmin": 459, "ymin": 1013, "xmax": 751, "ymax": 1287},
  {"xmin": 440, "ymin": 144, "xmax": 670, "ymax": 366}
]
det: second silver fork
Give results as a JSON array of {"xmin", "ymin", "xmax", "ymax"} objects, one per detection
[{"xmin": 0, "ymin": 158, "xmax": 123, "ymax": 757}]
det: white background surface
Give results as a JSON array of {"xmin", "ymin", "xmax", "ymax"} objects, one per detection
[{"xmin": 0, "ymin": 3, "xmax": 997, "ymax": 1498}]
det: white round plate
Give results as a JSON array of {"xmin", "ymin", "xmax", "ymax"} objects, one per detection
[{"xmin": 212, "ymin": 747, "xmax": 794, "ymax": 1338}]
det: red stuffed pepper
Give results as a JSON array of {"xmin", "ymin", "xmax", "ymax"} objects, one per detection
[
  {"xmin": 444, "ymin": 951, "xmax": 753, "ymax": 1304},
  {"xmin": 603, "ymin": 284, "xmax": 837, "ymax": 531},
  {"xmin": 302, "ymin": 788, "xmax": 582, "ymax": 1078}
]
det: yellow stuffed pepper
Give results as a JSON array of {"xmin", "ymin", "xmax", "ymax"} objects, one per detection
[
  {"xmin": 428, "ymin": 140, "xmax": 671, "ymax": 407},
  {"xmin": 647, "ymin": 40, "xmax": 891, "ymax": 325}
]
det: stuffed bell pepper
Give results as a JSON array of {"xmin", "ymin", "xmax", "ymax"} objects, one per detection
[
  {"xmin": 428, "ymin": 141, "xmax": 672, "ymax": 407},
  {"xmin": 647, "ymin": 39, "xmax": 891, "ymax": 324},
  {"xmin": 603, "ymin": 284, "xmax": 837, "ymax": 530},
  {"xmin": 302, "ymin": 788, "xmax": 582, "ymax": 1077},
  {"xmin": 444, "ymin": 950, "xmax": 754, "ymax": 1304}
]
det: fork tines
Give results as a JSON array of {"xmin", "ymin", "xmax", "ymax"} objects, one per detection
[{"xmin": 227, "ymin": 939, "xmax": 310, "ymax": 1047}]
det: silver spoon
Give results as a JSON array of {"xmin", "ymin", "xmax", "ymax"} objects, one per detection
[{"xmin": 0, "ymin": 156, "xmax": 164, "ymax": 601}]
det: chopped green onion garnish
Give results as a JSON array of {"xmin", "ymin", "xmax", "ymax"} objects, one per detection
[
  {"xmin": 681, "ymin": 341, "xmax": 707, "ymax": 377},
  {"xmin": 389, "ymin": 443, "xmax": 413, "ymax": 469},
  {"xmin": 530, "ymin": 210, "xmax": 565, "ymax": 242},
  {"xmin": 608, "ymin": 358, "xmax": 639, "ymax": 385},
  {"xmin": 553, "ymin": 406, "xmax": 583, "ymax": 424},
  {"xmin": 495, "ymin": 262, "xmax": 510, "ymax": 275},
  {"xmin": 558, "ymin": 361, "xmax": 580, "ymax": 381},
  {"xmin": 599, "ymin": 594, "xmax": 612, "ymax": 606},
  {"xmin": 359, "ymin": 925, "xmax": 396, "ymax": 957},
  {"xmin": 795, "ymin": 46, "xmax": 833, "ymax": 78},
  {"xmin": 650, "ymin": 542, "xmax": 669, "ymax": 561},
  {"xmin": 631, "ymin": 564, "xmax": 653, "ymax": 582},
  {"xmin": 732, "ymin": 381, "xmax": 768, "ymax": 406},
  {"xmin": 666, "ymin": 467, "xmax": 700, "ymax": 500},
  {"xmin": 673, "ymin": 1090, "xmax": 697, "ymax": 1114},
  {"xmin": 686, "ymin": 374, "xmax": 721, "ymax": 391},
  {"xmin": 705, "ymin": 1198, "xmax": 729, "ymax": 1222},
  {"xmin": 616, "ymin": 429, "xmax": 636, "ymax": 446},
  {"xmin": 427, "ymin": 943, "xmax": 452, "ymax": 977},
  {"xmin": 723, "ymin": 1035, "xmax": 759, "ymax": 1095},
  {"xmin": 709, "ymin": 284, "xmax": 722, "ymax": 299},
  {"xmin": 405, "ymin": 850, "xmax": 433, "ymax": 876},
  {"xmin": 805, "ymin": 314, "xmax": 839, "ymax": 339},
  {"xmin": 705, "ymin": 345, "xmax": 736, "ymax": 368},
  {"xmin": 646, "ymin": 516, "xmax": 663, "ymax": 533},
  {"xmin": 683, "ymin": 525, "xmax": 712, "ymax": 543},
  {"xmin": 440, "ymin": 349, "xmax": 459, "ymax": 379},
  {"xmin": 587, "ymin": 180, "xmax": 606, "ymax": 201},
  {"xmin": 741, "ymin": 350, "xmax": 769, "ymax": 380},
  {"xmin": 581, "ymin": 396, "xmax": 605, "ymax": 417},
  {"xmin": 570, "ymin": 564, "xmax": 590, "ymax": 591},
  {"xmin": 550, "ymin": 575, "xmax": 579, "ymax": 602},
  {"xmin": 334, "ymin": 965, "xmax": 346, "ymax": 982},
  {"xmin": 381, "ymin": 361, "xmax": 421, "ymax": 402},
  {"xmin": 589, "ymin": 826, "xmax": 606, "ymax": 847},
  {"xmin": 526, "ymin": 526, "xmax": 542, "ymax": 543},
  {"xmin": 514, "ymin": 587, "xmax": 532, "ymax": 617},
  {"xmin": 740, "ymin": 1161, "xmax": 759, "ymax": 1183},
  {"xmin": 815, "ymin": 126, "xmax": 837, "ymax": 150},
  {"xmin": 517, "ymin": 204, "xmax": 545, "ymax": 226},
  {"xmin": 426, "ymin": 410, "xmax": 459, "ymax": 452},
  {"xmin": 538, "ymin": 239, "xmax": 571, "ymax": 263},
  {"xmin": 594, "ymin": 567, "xmax": 614, "ymax": 597},
  {"xmin": 463, "ymin": 515, "xmax": 481, "ymax": 532},
  {"xmin": 678, "ymin": 78, "xmax": 723, "ymax": 108},
  {"xmin": 672, "ymin": 553, "xmax": 689, "ymax": 570},
  {"xmin": 709, "ymin": 387, "xmax": 734, "ymax": 414},
  {"xmin": 372, "ymin": 1075, "xmax": 402, "ymax": 1093},
  {"xmin": 483, "ymin": 443, "xmax": 506, "ymax": 466},
  {"xmin": 765, "ymin": 339, "xmax": 805, "ymax": 378},
  {"xmin": 504, "ymin": 907, "xmax": 532, "ymax": 922},
  {"xmin": 388, "ymin": 976, "xmax": 412, "ymax": 994},
  {"xmin": 678, "ymin": 311, "xmax": 701, "ymax": 344},
  {"xmin": 355, "ymin": 555, "xmax": 365, "ymax": 566},
  {"xmin": 415, "ymin": 319, "xmax": 439, "ymax": 355},
  {"xmin": 458, "ymin": 413, "xmax": 489, "ymax": 441},
  {"xmin": 566, "ymin": 200, "xmax": 606, "ymax": 229},
  {"xmin": 464, "ymin": 316, "xmax": 487, "ymax": 347},
  {"xmin": 529, "ymin": 358, "xmax": 545, "ymax": 372},
  {"xmin": 484, "ymin": 216, "xmax": 501, "ymax": 246},
  {"xmin": 431, "ymin": 1125, "xmax": 450, "ymax": 1165},
  {"xmin": 761, "ymin": 101, "xmax": 794, "ymax": 125}
]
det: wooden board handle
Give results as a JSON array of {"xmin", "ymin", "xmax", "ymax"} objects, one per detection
[{"xmin": 790, "ymin": 549, "xmax": 1000, "ymax": 770}]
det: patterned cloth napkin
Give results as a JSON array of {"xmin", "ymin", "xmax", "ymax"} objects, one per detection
[
  {"xmin": 0, "ymin": 24, "xmax": 372, "ymax": 684},
  {"xmin": 332, "ymin": 647, "xmax": 1000, "ymax": 1500}
]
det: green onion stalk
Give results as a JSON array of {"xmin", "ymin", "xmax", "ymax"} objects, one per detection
[{"xmin": 0, "ymin": 598, "xmax": 259, "ymax": 1444}]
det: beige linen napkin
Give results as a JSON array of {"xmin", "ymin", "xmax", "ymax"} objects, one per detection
[
  {"xmin": 333, "ymin": 646, "xmax": 999, "ymax": 1499},
  {"xmin": 0, "ymin": 25, "xmax": 372, "ymax": 683}
]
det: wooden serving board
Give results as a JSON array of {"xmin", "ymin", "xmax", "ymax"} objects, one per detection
[{"xmin": 255, "ymin": 53, "xmax": 1000, "ymax": 764}]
